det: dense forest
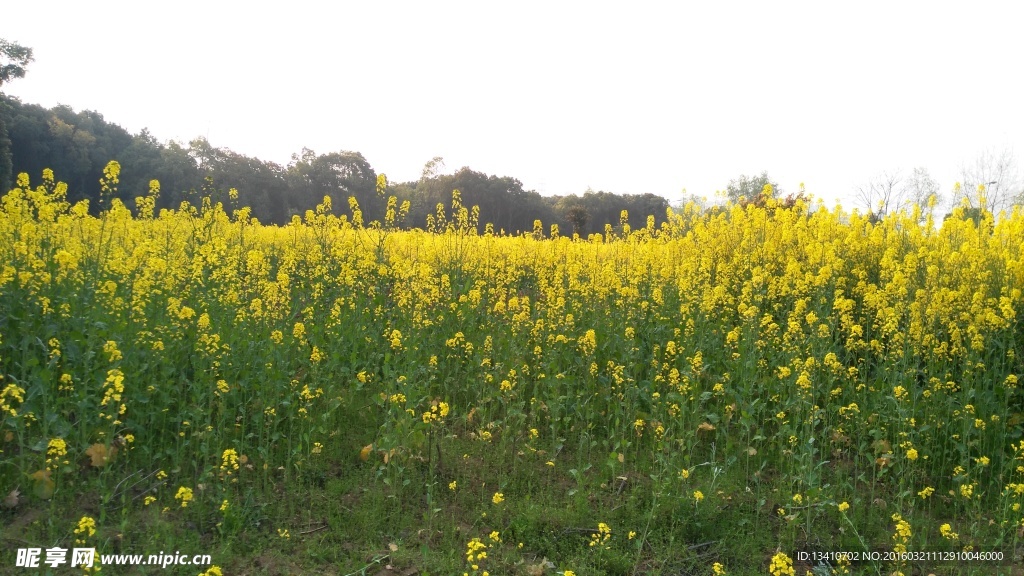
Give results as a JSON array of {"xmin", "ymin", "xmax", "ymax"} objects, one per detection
[{"xmin": 0, "ymin": 95, "xmax": 670, "ymax": 235}]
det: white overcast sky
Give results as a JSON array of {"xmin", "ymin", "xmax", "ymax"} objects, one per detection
[{"xmin": 3, "ymin": 1, "xmax": 1022, "ymax": 207}]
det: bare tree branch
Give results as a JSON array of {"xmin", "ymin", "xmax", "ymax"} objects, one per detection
[
  {"xmin": 855, "ymin": 169, "xmax": 908, "ymax": 217},
  {"xmin": 954, "ymin": 148, "xmax": 1023, "ymax": 214}
]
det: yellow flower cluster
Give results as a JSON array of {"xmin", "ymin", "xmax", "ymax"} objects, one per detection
[
  {"xmin": 0, "ymin": 383, "xmax": 26, "ymax": 416},
  {"xmin": 464, "ymin": 537, "xmax": 488, "ymax": 574},
  {"xmin": 175, "ymin": 486, "xmax": 194, "ymax": 508},
  {"xmin": 589, "ymin": 522, "xmax": 612, "ymax": 549},
  {"xmin": 100, "ymin": 368, "xmax": 125, "ymax": 420},
  {"xmin": 99, "ymin": 160, "xmax": 120, "ymax": 200},
  {"xmin": 310, "ymin": 346, "xmax": 325, "ymax": 363},
  {"xmin": 578, "ymin": 329, "xmax": 597, "ymax": 356},
  {"xmin": 769, "ymin": 552, "xmax": 795, "ymax": 576},
  {"xmin": 891, "ymin": 513, "xmax": 912, "ymax": 553},
  {"xmin": 421, "ymin": 401, "xmax": 450, "ymax": 424},
  {"xmin": 221, "ymin": 448, "xmax": 240, "ymax": 475},
  {"xmin": 74, "ymin": 516, "xmax": 97, "ymax": 545},
  {"xmin": 45, "ymin": 437, "xmax": 68, "ymax": 470}
]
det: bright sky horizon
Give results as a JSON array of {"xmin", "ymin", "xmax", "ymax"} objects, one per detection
[{"xmin": 3, "ymin": 1, "xmax": 1022, "ymax": 209}]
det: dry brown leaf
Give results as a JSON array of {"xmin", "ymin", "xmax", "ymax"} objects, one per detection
[
  {"xmin": 29, "ymin": 469, "xmax": 55, "ymax": 499},
  {"xmin": 85, "ymin": 443, "xmax": 117, "ymax": 467},
  {"xmin": 2, "ymin": 488, "xmax": 20, "ymax": 509},
  {"xmin": 872, "ymin": 439, "xmax": 891, "ymax": 455}
]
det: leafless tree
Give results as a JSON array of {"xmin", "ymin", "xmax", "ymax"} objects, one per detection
[
  {"xmin": 905, "ymin": 167, "xmax": 942, "ymax": 214},
  {"xmin": 951, "ymin": 148, "xmax": 1023, "ymax": 214},
  {"xmin": 855, "ymin": 170, "xmax": 908, "ymax": 218},
  {"xmin": 856, "ymin": 167, "xmax": 945, "ymax": 221}
]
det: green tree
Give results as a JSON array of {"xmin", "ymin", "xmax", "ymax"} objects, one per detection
[
  {"xmin": 546, "ymin": 189, "xmax": 668, "ymax": 236},
  {"xmin": 0, "ymin": 97, "xmax": 13, "ymax": 192},
  {"xmin": 286, "ymin": 149, "xmax": 379, "ymax": 222},
  {"xmin": 0, "ymin": 39, "xmax": 32, "ymax": 86},
  {"xmin": 725, "ymin": 171, "xmax": 779, "ymax": 204},
  {"xmin": 188, "ymin": 137, "xmax": 291, "ymax": 223},
  {"xmin": 1, "ymin": 38, "xmax": 34, "ymax": 191},
  {"xmin": 564, "ymin": 205, "xmax": 589, "ymax": 236},
  {"xmin": 3, "ymin": 99, "xmax": 135, "ymax": 205},
  {"xmin": 403, "ymin": 163, "xmax": 551, "ymax": 233}
]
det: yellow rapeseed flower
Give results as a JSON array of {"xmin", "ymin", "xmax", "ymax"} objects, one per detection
[
  {"xmin": 175, "ymin": 486, "xmax": 194, "ymax": 508},
  {"xmin": 769, "ymin": 552, "xmax": 795, "ymax": 576},
  {"xmin": 221, "ymin": 448, "xmax": 240, "ymax": 474},
  {"xmin": 74, "ymin": 516, "xmax": 97, "ymax": 544}
]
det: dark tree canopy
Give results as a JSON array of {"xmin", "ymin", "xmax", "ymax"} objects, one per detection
[
  {"xmin": 1, "ymin": 97, "xmax": 677, "ymax": 233},
  {"xmin": 287, "ymin": 149, "xmax": 379, "ymax": 221},
  {"xmin": 564, "ymin": 205, "xmax": 589, "ymax": 236}
]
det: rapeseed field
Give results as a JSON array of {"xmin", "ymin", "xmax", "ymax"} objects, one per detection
[{"xmin": 1, "ymin": 164, "xmax": 1022, "ymax": 575}]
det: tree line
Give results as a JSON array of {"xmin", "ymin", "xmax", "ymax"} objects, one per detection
[{"xmin": 0, "ymin": 95, "xmax": 670, "ymax": 235}]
